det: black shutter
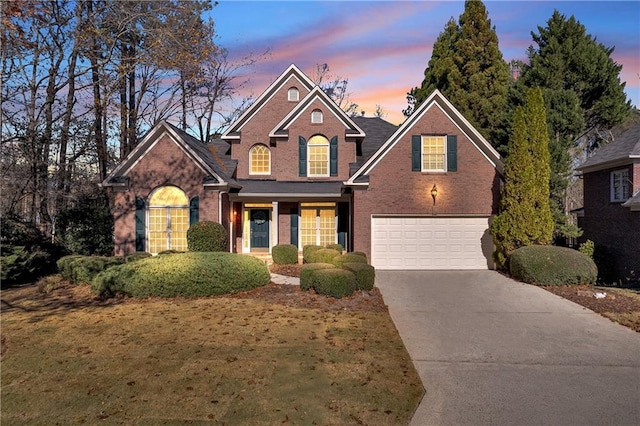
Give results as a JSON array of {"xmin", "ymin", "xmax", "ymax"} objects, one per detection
[
  {"xmin": 135, "ymin": 197, "xmax": 145, "ymax": 252},
  {"xmin": 290, "ymin": 207, "xmax": 298, "ymax": 247},
  {"xmin": 330, "ymin": 136, "xmax": 338, "ymax": 176},
  {"xmin": 411, "ymin": 135, "xmax": 421, "ymax": 171},
  {"xmin": 447, "ymin": 135, "xmax": 457, "ymax": 172},
  {"xmin": 189, "ymin": 196, "xmax": 199, "ymax": 226},
  {"xmin": 298, "ymin": 136, "xmax": 307, "ymax": 177}
]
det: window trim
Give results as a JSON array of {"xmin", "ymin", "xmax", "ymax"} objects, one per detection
[
  {"xmin": 249, "ymin": 144, "xmax": 271, "ymax": 175},
  {"xmin": 311, "ymin": 109, "xmax": 323, "ymax": 124},
  {"xmin": 287, "ymin": 87, "xmax": 299, "ymax": 102},
  {"xmin": 307, "ymin": 135, "xmax": 329, "ymax": 177},
  {"xmin": 421, "ymin": 135, "xmax": 447, "ymax": 172},
  {"xmin": 610, "ymin": 168, "xmax": 630, "ymax": 202}
]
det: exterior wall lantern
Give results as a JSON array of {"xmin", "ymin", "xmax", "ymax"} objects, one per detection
[{"xmin": 430, "ymin": 184, "xmax": 438, "ymax": 205}]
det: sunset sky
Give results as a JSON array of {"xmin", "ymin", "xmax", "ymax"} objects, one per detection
[{"xmin": 211, "ymin": 1, "xmax": 639, "ymax": 125}]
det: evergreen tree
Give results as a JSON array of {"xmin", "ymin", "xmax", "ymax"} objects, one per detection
[
  {"xmin": 406, "ymin": 1, "xmax": 510, "ymax": 150},
  {"xmin": 519, "ymin": 11, "xmax": 631, "ymax": 233},
  {"xmin": 491, "ymin": 88, "xmax": 553, "ymax": 269},
  {"xmin": 525, "ymin": 88, "xmax": 554, "ymax": 244}
]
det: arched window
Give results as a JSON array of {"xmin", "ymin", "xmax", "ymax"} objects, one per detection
[
  {"xmin": 307, "ymin": 135, "xmax": 329, "ymax": 176},
  {"xmin": 311, "ymin": 109, "xmax": 323, "ymax": 124},
  {"xmin": 288, "ymin": 87, "xmax": 299, "ymax": 101},
  {"xmin": 148, "ymin": 186, "xmax": 189, "ymax": 254},
  {"xmin": 249, "ymin": 144, "xmax": 271, "ymax": 175}
]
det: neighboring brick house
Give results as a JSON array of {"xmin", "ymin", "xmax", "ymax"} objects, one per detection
[
  {"xmin": 103, "ymin": 64, "xmax": 503, "ymax": 270},
  {"xmin": 577, "ymin": 123, "xmax": 640, "ymax": 282}
]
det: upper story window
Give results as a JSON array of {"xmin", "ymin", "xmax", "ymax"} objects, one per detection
[
  {"xmin": 421, "ymin": 135, "xmax": 446, "ymax": 172},
  {"xmin": 311, "ymin": 109, "xmax": 323, "ymax": 124},
  {"xmin": 249, "ymin": 144, "xmax": 271, "ymax": 175},
  {"xmin": 287, "ymin": 87, "xmax": 299, "ymax": 102},
  {"xmin": 307, "ymin": 135, "xmax": 329, "ymax": 177},
  {"xmin": 611, "ymin": 168, "xmax": 630, "ymax": 202}
]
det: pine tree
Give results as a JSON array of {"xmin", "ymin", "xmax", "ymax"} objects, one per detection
[
  {"xmin": 491, "ymin": 88, "xmax": 553, "ymax": 268},
  {"xmin": 519, "ymin": 11, "xmax": 631, "ymax": 233},
  {"xmin": 406, "ymin": 1, "xmax": 510, "ymax": 150}
]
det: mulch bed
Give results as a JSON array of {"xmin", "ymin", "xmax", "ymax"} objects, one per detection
[{"xmin": 269, "ymin": 263, "xmax": 303, "ymax": 278}]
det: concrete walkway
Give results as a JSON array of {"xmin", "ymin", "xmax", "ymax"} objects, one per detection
[
  {"xmin": 376, "ymin": 270, "xmax": 640, "ymax": 426},
  {"xmin": 270, "ymin": 273, "xmax": 300, "ymax": 285}
]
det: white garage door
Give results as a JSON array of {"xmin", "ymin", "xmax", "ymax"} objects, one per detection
[{"xmin": 371, "ymin": 216, "xmax": 493, "ymax": 270}]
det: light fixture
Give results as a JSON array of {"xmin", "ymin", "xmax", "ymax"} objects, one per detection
[{"xmin": 430, "ymin": 184, "xmax": 438, "ymax": 205}]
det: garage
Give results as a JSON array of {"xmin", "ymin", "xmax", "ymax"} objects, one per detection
[{"xmin": 371, "ymin": 216, "xmax": 494, "ymax": 270}]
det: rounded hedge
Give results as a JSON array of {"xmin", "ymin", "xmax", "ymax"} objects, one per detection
[
  {"xmin": 300, "ymin": 263, "xmax": 334, "ymax": 291},
  {"xmin": 510, "ymin": 245, "xmax": 597, "ymax": 286},
  {"xmin": 272, "ymin": 244, "xmax": 299, "ymax": 265},
  {"xmin": 303, "ymin": 245, "xmax": 323, "ymax": 263},
  {"xmin": 326, "ymin": 243, "xmax": 343, "ymax": 253},
  {"xmin": 312, "ymin": 268, "xmax": 356, "ymax": 299},
  {"xmin": 126, "ymin": 252, "xmax": 153, "ymax": 262},
  {"xmin": 187, "ymin": 221, "xmax": 228, "ymax": 252},
  {"xmin": 308, "ymin": 248, "xmax": 341, "ymax": 264},
  {"xmin": 91, "ymin": 252, "xmax": 270, "ymax": 298},
  {"xmin": 350, "ymin": 251, "xmax": 368, "ymax": 262},
  {"xmin": 342, "ymin": 262, "xmax": 375, "ymax": 291},
  {"xmin": 331, "ymin": 253, "xmax": 368, "ymax": 268}
]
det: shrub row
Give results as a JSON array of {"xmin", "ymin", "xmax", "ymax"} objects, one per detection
[
  {"xmin": 92, "ymin": 252, "xmax": 270, "ymax": 298},
  {"xmin": 300, "ymin": 249, "xmax": 374, "ymax": 297},
  {"xmin": 509, "ymin": 245, "xmax": 597, "ymax": 286},
  {"xmin": 57, "ymin": 255, "xmax": 125, "ymax": 284}
]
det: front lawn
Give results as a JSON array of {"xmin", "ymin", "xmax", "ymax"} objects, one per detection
[{"xmin": 1, "ymin": 282, "xmax": 423, "ymax": 424}]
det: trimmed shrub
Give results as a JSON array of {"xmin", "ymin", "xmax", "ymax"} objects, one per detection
[
  {"xmin": 350, "ymin": 251, "xmax": 368, "ymax": 262},
  {"xmin": 272, "ymin": 244, "xmax": 298, "ymax": 265},
  {"xmin": 300, "ymin": 263, "xmax": 334, "ymax": 291},
  {"xmin": 303, "ymin": 245, "xmax": 322, "ymax": 263},
  {"xmin": 510, "ymin": 245, "xmax": 597, "ymax": 286},
  {"xmin": 187, "ymin": 221, "xmax": 228, "ymax": 252},
  {"xmin": 308, "ymin": 248, "xmax": 341, "ymax": 264},
  {"xmin": 126, "ymin": 252, "xmax": 153, "ymax": 262},
  {"xmin": 58, "ymin": 255, "xmax": 124, "ymax": 284},
  {"xmin": 157, "ymin": 250, "xmax": 183, "ymax": 256},
  {"xmin": 91, "ymin": 252, "xmax": 270, "ymax": 298},
  {"xmin": 312, "ymin": 268, "xmax": 357, "ymax": 299},
  {"xmin": 331, "ymin": 253, "xmax": 368, "ymax": 268},
  {"xmin": 342, "ymin": 263, "xmax": 375, "ymax": 291},
  {"xmin": 326, "ymin": 243, "xmax": 343, "ymax": 253}
]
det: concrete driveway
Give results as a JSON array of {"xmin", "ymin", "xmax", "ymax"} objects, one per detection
[{"xmin": 376, "ymin": 270, "xmax": 640, "ymax": 426}]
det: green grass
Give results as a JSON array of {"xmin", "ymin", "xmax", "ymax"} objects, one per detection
[{"xmin": 1, "ymin": 284, "xmax": 423, "ymax": 424}]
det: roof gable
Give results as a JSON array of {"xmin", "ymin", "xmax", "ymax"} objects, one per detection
[
  {"xmin": 347, "ymin": 89, "xmax": 503, "ymax": 185},
  {"xmin": 578, "ymin": 123, "xmax": 640, "ymax": 173},
  {"xmin": 102, "ymin": 121, "xmax": 229, "ymax": 187},
  {"xmin": 269, "ymin": 86, "xmax": 365, "ymax": 138},
  {"xmin": 221, "ymin": 64, "xmax": 316, "ymax": 139}
]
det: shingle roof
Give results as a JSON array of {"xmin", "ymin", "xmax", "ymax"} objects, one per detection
[
  {"xmin": 351, "ymin": 116, "xmax": 398, "ymax": 162},
  {"xmin": 235, "ymin": 179, "xmax": 344, "ymax": 197},
  {"xmin": 622, "ymin": 190, "xmax": 640, "ymax": 209},
  {"xmin": 165, "ymin": 123, "xmax": 236, "ymax": 182},
  {"xmin": 578, "ymin": 123, "xmax": 640, "ymax": 171}
]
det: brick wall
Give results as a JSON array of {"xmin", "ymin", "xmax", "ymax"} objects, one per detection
[
  {"xmin": 232, "ymin": 77, "xmax": 357, "ymax": 181},
  {"xmin": 112, "ymin": 134, "xmax": 221, "ymax": 256},
  {"xmin": 352, "ymin": 106, "xmax": 501, "ymax": 259},
  {"xmin": 583, "ymin": 164, "xmax": 640, "ymax": 282}
]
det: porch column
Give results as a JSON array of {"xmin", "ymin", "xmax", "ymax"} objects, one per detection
[{"xmin": 271, "ymin": 201, "xmax": 279, "ymax": 251}]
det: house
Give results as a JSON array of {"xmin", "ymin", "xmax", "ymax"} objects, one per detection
[
  {"xmin": 103, "ymin": 64, "xmax": 503, "ymax": 270},
  {"xmin": 577, "ymin": 123, "xmax": 640, "ymax": 282}
]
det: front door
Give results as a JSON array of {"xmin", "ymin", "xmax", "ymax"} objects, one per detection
[{"xmin": 250, "ymin": 209, "xmax": 269, "ymax": 249}]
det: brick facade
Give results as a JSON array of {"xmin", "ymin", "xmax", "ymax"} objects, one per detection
[
  {"xmin": 352, "ymin": 106, "xmax": 500, "ymax": 259},
  {"xmin": 111, "ymin": 134, "xmax": 221, "ymax": 256},
  {"xmin": 583, "ymin": 164, "xmax": 640, "ymax": 282}
]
